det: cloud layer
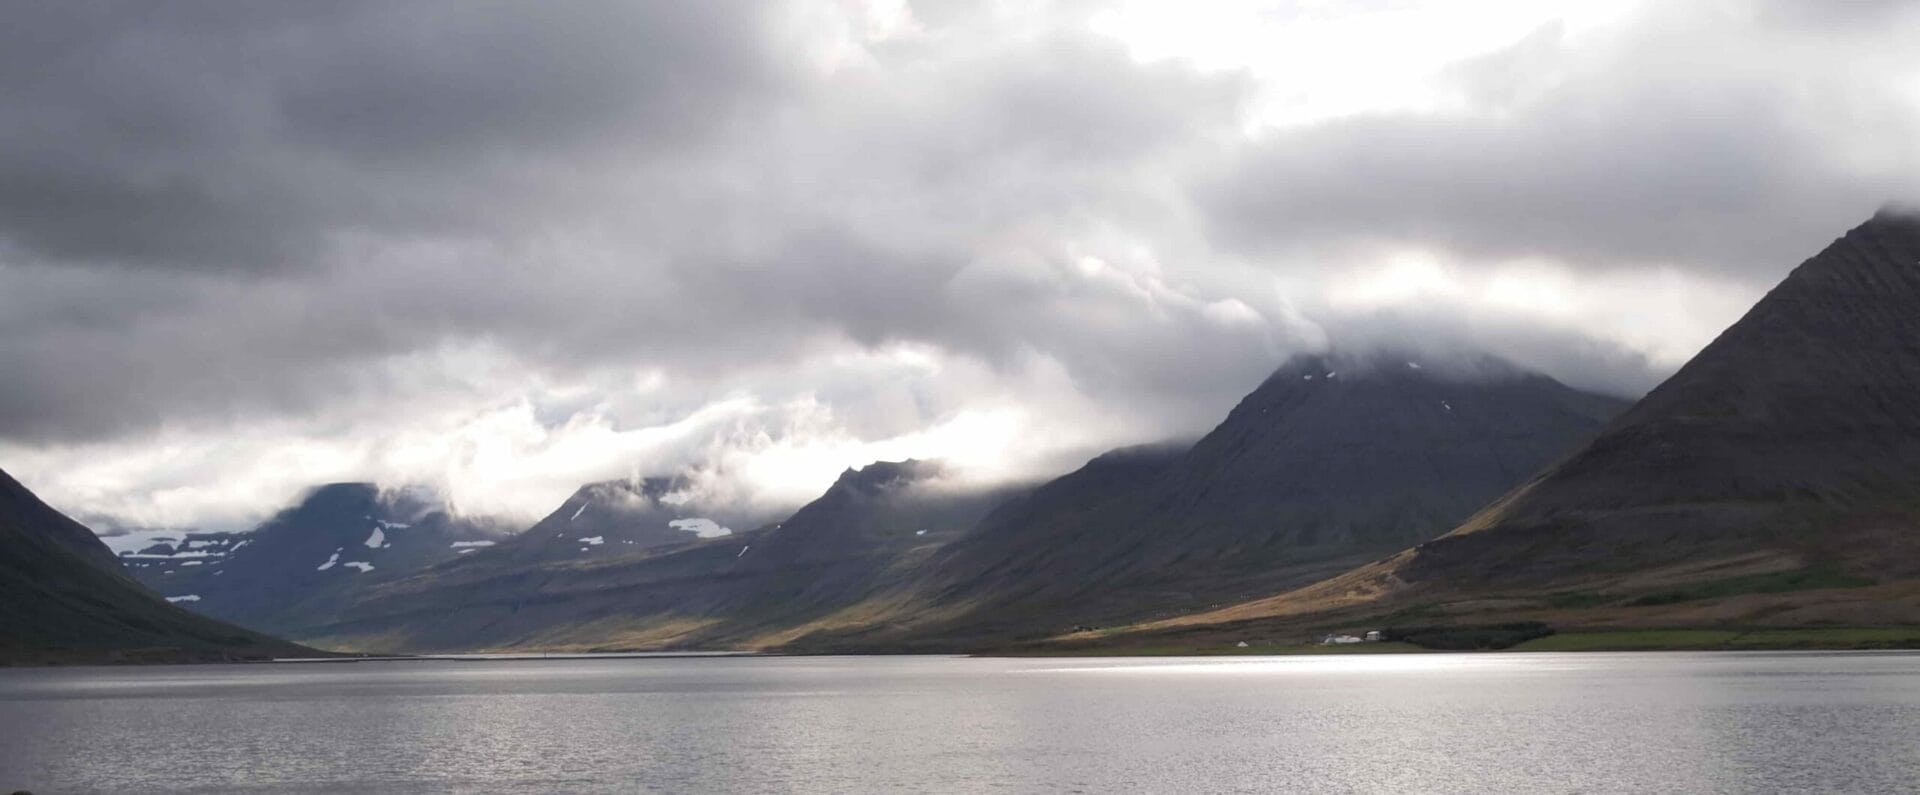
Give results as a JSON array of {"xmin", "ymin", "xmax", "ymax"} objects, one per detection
[{"xmin": 3, "ymin": 1, "xmax": 1916, "ymax": 530}]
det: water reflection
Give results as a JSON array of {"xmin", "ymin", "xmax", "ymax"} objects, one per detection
[{"xmin": 2, "ymin": 652, "xmax": 1918, "ymax": 793}]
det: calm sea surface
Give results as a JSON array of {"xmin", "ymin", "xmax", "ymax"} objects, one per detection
[{"xmin": 3, "ymin": 651, "xmax": 1918, "ymax": 793}]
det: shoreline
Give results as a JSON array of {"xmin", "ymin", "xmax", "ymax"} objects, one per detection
[{"xmin": 17, "ymin": 626, "xmax": 1920, "ymax": 669}]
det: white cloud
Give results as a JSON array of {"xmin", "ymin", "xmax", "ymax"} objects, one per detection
[{"xmin": 1, "ymin": 0, "xmax": 1914, "ymax": 531}]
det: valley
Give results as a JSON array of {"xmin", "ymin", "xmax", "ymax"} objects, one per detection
[{"xmin": 12, "ymin": 212, "xmax": 1920, "ymax": 663}]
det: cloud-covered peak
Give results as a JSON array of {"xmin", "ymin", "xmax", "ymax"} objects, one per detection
[{"xmin": 2, "ymin": 1, "xmax": 1914, "ymax": 530}]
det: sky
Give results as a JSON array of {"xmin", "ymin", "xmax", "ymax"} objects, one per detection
[{"xmin": 2, "ymin": 0, "xmax": 1917, "ymax": 532}]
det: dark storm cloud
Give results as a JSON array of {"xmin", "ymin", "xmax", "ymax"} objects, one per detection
[
  {"xmin": 0, "ymin": 0, "xmax": 791, "ymax": 438},
  {"xmin": 0, "ymin": 1, "xmax": 1266, "ymax": 445},
  {"xmin": 0, "ymin": 1, "xmax": 785, "ymax": 271},
  {"xmin": 4, "ymin": 0, "xmax": 1919, "ymax": 524}
]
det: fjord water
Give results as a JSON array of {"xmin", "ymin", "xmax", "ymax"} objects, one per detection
[{"xmin": 4, "ymin": 653, "xmax": 1918, "ymax": 793}]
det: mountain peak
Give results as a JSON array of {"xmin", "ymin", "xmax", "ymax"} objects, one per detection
[
  {"xmin": 279, "ymin": 483, "xmax": 381, "ymax": 520},
  {"xmin": 831, "ymin": 459, "xmax": 944, "ymax": 495},
  {"xmin": 568, "ymin": 474, "xmax": 694, "ymax": 509},
  {"xmin": 304, "ymin": 482, "xmax": 378, "ymax": 500},
  {"xmin": 1870, "ymin": 203, "xmax": 1920, "ymax": 223},
  {"xmin": 1405, "ymin": 211, "xmax": 1920, "ymax": 584},
  {"xmin": 1260, "ymin": 349, "xmax": 1537, "ymax": 390},
  {"xmin": 1588, "ymin": 210, "xmax": 1920, "ymax": 472}
]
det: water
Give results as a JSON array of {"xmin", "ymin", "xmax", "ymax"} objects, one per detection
[{"xmin": 4, "ymin": 651, "xmax": 1918, "ymax": 793}]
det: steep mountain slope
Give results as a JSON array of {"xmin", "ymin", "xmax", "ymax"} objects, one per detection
[
  {"xmin": 858, "ymin": 352, "xmax": 1628, "ymax": 643},
  {"xmin": 1095, "ymin": 209, "xmax": 1920, "ymax": 648},
  {"xmin": 1416, "ymin": 209, "xmax": 1920, "ymax": 586},
  {"xmin": 484, "ymin": 476, "xmax": 759, "ymax": 564},
  {"xmin": 0, "ymin": 467, "xmax": 310, "ymax": 664},
  {"xmin": 299, "ymin": 350, "xmax": 1624, "ymax": 653},
  {"xmin": 126, "ymin": 483, "xmax": 509, "ymax": 637},
  {"xmin": 737, "ymin": 460, "xmax": 978, "ymax": 570},
  {"xmin": 291, "ymin": 461, "xmax": 1021, "ymax": 652}
]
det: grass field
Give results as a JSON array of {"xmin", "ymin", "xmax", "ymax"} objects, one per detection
[
  {"xmin": 1511, "ymin": 627, "xmax": 1920, "ymax": 651},
  {"xmin": 1038, "ymin": 627, "xmax": 1920, "ymax": 656}
]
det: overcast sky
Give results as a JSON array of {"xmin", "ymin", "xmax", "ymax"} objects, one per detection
[{"xmin": 3, "ymin": 0, "xmax": 1916, "ymax": 531}]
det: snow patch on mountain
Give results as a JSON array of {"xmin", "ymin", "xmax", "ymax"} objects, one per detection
[
  {"xmin": 667, "ymin": 518, "xmax": 732, "ymax": 539},
  {"xmin": 121, "ymin": 550, "xmax": 216, "ymax": 560},
  {"xmin": 98, "ymin": 529, "xmax": 185, "ymax": 554}
]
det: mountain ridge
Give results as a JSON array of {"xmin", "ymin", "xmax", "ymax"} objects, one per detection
[
  {"xmin": 122, "ymin": 482, "xmax": 511, "ymax": 638},
  {"xmin": 283, "ymin": 458, "xmax": 1025, "ymax": 652},
  {"xmin": 1080, "ymin": 208, "xmax": 1920, "ymax": 650},
  {"xmin": 808, "ymin": 349, "xmax": 1631, "ymax": 646}
]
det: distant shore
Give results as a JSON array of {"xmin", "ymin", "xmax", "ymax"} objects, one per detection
[
  {"xmin": 1014, "ymin": 626, "xmax": 1920, "ymax": 656},
  {"xmin": 288, "ymin": 626, "xmax": 1920, "ymax": 662}
]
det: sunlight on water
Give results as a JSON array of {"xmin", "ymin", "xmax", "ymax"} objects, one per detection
[
  {"xmin": 5, "ymin": 652, "xmax": 1920, "ymax": 793},
  {"xmin": 1026, "ymin": 652, "xmax": 1543, "ymax": 675}
]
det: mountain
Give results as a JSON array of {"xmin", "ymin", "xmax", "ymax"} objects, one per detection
[
  {"xmin": 294, "ymin": 350, "xmax": 1626, "ymax": 654},
  {"xmin": 481, "ymin": 476, "xmax": 758, "ymax": 565},
  {"xmin": 1418, "ymin": 210, "xmax": 1920, "ymax": 587},
  {"xmin": 124, "ymin": 483, "xmax": 509, "ymax": 638},
  {"xmin": 832, "ymin": 351, "xmax": 1628, "ymax": 645},
  {"xmin": 302, "ymin": 348, "xmax": 1624, "ymax": 653},
  {"xmin": 736, "ymin": 460, "xmax": 980, "ymax": 570},
  {"xmin": 1093, "ymin": 209, "xmax": 1920, "ymax": 649},
  {"xmin": 711, "ymin": 460, "xmax": 1018, "ymax": 633},
  {"xmin": 0, "ymin": 466, "xmax": 311, "ymax": 664},
  {"xmin": 291, "ymin": 461, "xmax": 1023, "ymax": 652}
]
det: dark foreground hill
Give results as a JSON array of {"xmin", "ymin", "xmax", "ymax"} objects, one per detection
[
  {"xmin": 1091, "ymin": 209, "xmax": 1920, "ymax": 651},
  {"xmin": 0, "ymin": 467, "xmax": 312, "ymax": 664}
]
